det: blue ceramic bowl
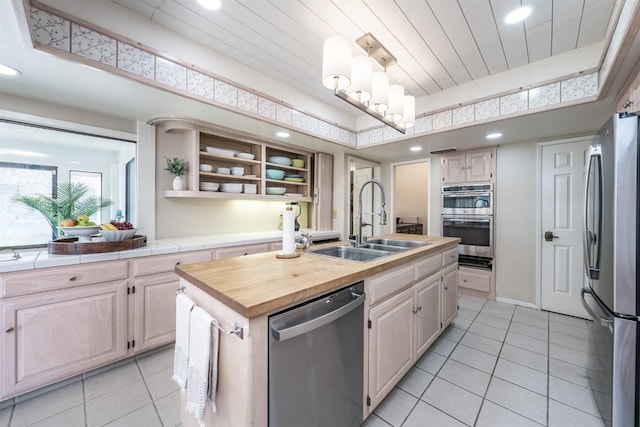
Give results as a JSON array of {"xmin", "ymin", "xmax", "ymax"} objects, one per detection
[{"xmin": 266, "ymin": 168, "xmax": 285, "ymax": 180}]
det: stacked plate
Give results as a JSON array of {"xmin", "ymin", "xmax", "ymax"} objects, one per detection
[
  {"xmin": 220, "ymin": 183, "xmax": 243, "ymax": 193},
  {"xmin": 284, "ymin": 174, "xmax": 303, "ymax": 182},
  {"xmin": 205, "ymin": 147, "xmax": 236, "ymax": 157},
  {"xmin": 266, "ymin": 187, "xmax": 286, "ymax": 195},
  {"xmin": 235, "ymin": 152, "xmax": 255, "ymax": 160}
]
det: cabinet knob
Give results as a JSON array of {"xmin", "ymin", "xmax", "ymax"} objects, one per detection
[
  {"xmin": 68, "ymin": 276, "xmax": 77, "ymax": 281},
  {"xmin": 5, "ymin": 327, "xmax": 14, "ymax": 333},
  {"xmin": 175, "ymin": 262, "xmax": 181, "ymax": 266},
  {"xmin": 417, "ymin": 306, "xmax": 422, "ymax": 311},
  {"xmin": 412, "ymin": 309, "xmax": 419, "ymax": 314},
  {"xmin": 444, "ymin": 285, "xmax": 448, "ymax": 290}
]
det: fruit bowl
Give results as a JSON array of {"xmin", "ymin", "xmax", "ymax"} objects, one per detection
[
  {"xmin": 100, "ymin": 228, "xmax": 137, "ymax": 242},
  {"xmin": 58, "ymin": 226, "xmax": 100, "ymax": 241}
]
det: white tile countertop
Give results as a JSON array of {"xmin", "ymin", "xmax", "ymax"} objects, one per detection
[{"xmin": 0, "ymin": 229, "xmax": 340, "ymax": 273}]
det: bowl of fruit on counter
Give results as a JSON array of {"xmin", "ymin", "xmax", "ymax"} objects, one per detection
[
  {"xmin": 99, "ymin": 221, "xmax": 137, "ymax": 241},
  {"xmin": 57, "ymin": 215, "xmax": 100, "ymax": 241}
]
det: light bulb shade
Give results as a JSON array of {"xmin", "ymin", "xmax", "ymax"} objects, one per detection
[
  {"xmin": 400, "ymin": 95, "xmax": 415, "ymax": 128},
  {"xmin": 348, "ymin": 56, "xmax": 372, "ymax": 103},
  {"xmin": 370, "ymin": 71, "xmax": 389, "ymax": 113},
  {"xmin": 322, "ymin": 35, "xmax": 352, "ymax": 90},
  {"xmin": 387, "ymin": 84, "xmax": 404, "ymax": 122}
]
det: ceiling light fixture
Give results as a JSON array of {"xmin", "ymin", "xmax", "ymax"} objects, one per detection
[
  {"xmin": 486, "ymin": 132, "xmax": 502, "ymax": 139},
  {"xmin": 505, "ymin": 6, "xmax": 532, "ymax": 24},
  {"xmin": 0, "ymin": 64, "xmax": 21, "ymax": 76},
  {"xmin": 276, "ymin": 131, "xmax": 290, "ymax": 138},
  {"xmin": 322, "ymin": 33, "xmax": 414, "ymax": 133},
  {"xmin": 198, "ymin": 0, "xmax": 222, "ymax": 11},
  {"xmin": 410, "ymin": 146, "xmax": 422, "ymax": 152}
]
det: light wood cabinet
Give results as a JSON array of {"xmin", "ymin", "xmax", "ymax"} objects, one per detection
[
  {"xmin": 441, "ymin": 263, "xmax": 458, "ymax": 328},
  {"xmin": 414, "ymin": 272, "xmax": 441, "ymax": 356},
  {"xmin": 215, "ymin": 243, "xmax": 270, "ymax": 260},
  {"xmin": 440, "ymin": 149, "xmax": 495, "ymax": 184},
  {"xmin": 131, "ymin": 250, "xmax": 212, "ymax": 352},
  {"xmin": 367, "ymin": 286, "xmax": 414, "ymax": 409},
  {"xmin": 1, "ymin": 281, "xmax": 128, "ymax": 399},
  {"xmin": 458, "ymin": 266, "xmax": 495, "ymax": 299},
  {"xmin": 365, "ymin": 246, "xmax": 458, "ymax": 413},
  {"xmin": 157, "ymin": 120, "xmax": 317, "ymax": 202}
]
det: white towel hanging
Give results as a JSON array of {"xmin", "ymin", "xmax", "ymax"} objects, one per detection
[{"xmin": 172, "ymin": 293, "xmax": 194, "ymax": 392}]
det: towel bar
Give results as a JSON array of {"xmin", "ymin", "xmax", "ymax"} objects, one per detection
[{"xmin": 176, "ymin": 289, "xmax": 244, "ymax": 339}]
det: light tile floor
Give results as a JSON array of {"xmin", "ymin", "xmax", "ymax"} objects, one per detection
[{"xmin": 0, "ymin": 295, "xmax": 606, "ymax": 426}]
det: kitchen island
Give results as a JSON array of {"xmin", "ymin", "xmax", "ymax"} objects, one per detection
[{"xmin": 175, "ymin": 234, "xmax": 459, "ymax": 427}]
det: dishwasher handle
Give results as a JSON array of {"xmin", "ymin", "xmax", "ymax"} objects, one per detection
[{"xmin": 271, "ymin": 292, "xmax": 365, "ymax": 342}]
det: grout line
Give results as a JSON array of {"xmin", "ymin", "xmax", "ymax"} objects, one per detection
[
  {"xmin": 82, "ymin": 378, "xmax": 88, "ymax": 427},
  {"xmin": 546, "ymin": 312, "xmax": 551, "ymax": 427},
  {"xmin": 134, "ymin": 359, "xmax": 166, "ymax": 427}
]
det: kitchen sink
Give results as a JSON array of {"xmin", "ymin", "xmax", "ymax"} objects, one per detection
[
  {"xmin": 364, "ymin": 238, "xmax": 429, "ymax": 248},
  {"xmin": 358, "ymin": 243, "xmax": 407, "ymax": 252},
  {"xmin": 309, "ymin": 245, "xmax": 394, "ymax": 262}
]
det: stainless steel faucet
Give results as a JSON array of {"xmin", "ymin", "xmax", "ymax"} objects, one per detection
[{"xmin": 357, "ymin": 179, "xmax": 387, "ymax": 246}]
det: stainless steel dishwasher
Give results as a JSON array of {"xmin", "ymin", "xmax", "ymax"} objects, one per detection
[{"xmin": 268, "ymin": 282, "xmax": 365, "ymax": 427}]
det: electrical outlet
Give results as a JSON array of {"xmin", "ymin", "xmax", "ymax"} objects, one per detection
[{"xmin": 332, "ymin": 210, "xmax": 337, "ymax": 219}]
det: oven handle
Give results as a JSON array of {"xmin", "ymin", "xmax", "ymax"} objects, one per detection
[
  {"xmin": 442, "ymin": 217, "xmax": 492, "ymax": 224},
  {"xmin": 442, "ymin": 193, "xmax": 492, "ymax": 197}
]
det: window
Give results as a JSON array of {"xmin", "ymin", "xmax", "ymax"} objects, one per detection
[{"xmin": 0, "ymin": 120, "xmax": 136, "ymax": 248}]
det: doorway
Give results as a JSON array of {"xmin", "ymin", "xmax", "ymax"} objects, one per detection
[
  {"xmin": 347, "ymin": 157, "xmax": 380, "ymax": 239},
  {"xmin": 539, "ymin": 138, "xmax": 592, "ymax": 318},
  {"xmin": 393, "ymin": 161, "xmax": 430, "ymax": 235}
]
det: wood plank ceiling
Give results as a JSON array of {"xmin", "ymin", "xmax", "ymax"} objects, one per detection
[{"xmin": 109, "ymin": 0, "xmax": 617, "ymax": 115}]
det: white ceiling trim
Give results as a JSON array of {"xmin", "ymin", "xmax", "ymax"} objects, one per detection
[{"xmin": 20, "ymin": 1, "xmax": 634, "ymax": 150}]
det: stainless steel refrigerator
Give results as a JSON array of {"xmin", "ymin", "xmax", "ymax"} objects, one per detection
[{"xmin": 582, "ymin": 112, "xmax": 639, "ymax": 426}]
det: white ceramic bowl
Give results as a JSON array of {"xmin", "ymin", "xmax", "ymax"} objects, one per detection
[
  {"xmin": 216, "ymin": 167, "xmax": 231, "ymax": 174},
  {"xmin": 220, "ymin": 183, "xmax": 243, "ymax": 193},
  {"xmin": 199, "ymin": 182, "xmax": 219, "ymax": 191},
  {"xmin": 58, "ymin": 226, "xmax": 100, "ymax": 240},
  {"xmin": 235, "ymin": 152, "xmax": 255, "ymax": 160},
  {"xmin": 199, "ymin": 164, "xmax": 213, "ymax": 172},
  {"xmin": 100, "ymin": 228, "xmax": 137, "ymax": 242},
  {"xmin": 231, "ymin": 167, "xmax": 244, "ymax": 176},
  {"xmin": 267, "ymin": 156, "xmax": 292, "ymax": 166},
  {"xmin": 266, "ymin": 186, "xmax": 286, "ymax": 195}
]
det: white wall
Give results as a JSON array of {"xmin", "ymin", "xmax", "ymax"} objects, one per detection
[
  {"xmin": 495, "ymin": 141, "xmax": 538, "ymax": 304},
  {"xmin": 394, "ymin": 162, "xmax": 429, "ymax": 233}
]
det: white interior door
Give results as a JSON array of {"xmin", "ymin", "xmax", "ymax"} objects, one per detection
[{"xmin": 541, "ymin": 140, "xmax": 591, "ymax": 318}]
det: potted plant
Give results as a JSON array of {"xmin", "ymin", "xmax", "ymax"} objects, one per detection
[
  {"xmin": 13, "ymin": 182, "xmax": 113, "ymax": 239},
  {"xmin": 165, "ymin": 157, "xmax": 188, "ymax": 190}
]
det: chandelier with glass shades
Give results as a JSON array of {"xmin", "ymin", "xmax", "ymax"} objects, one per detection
[{"xmin": 322, "ymin": 33, "xmax": 415, "ymax": 134}]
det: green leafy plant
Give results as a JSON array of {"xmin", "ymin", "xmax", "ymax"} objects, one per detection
[
  {"xmin": 164, "ymin": 157, "xmax": 187, "ymax": 177},
  {"xmin": 13, "ymin": 182, "xmax": 113, "ymax": 239}
]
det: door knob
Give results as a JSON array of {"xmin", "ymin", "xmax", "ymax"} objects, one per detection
[{"xmin": 544, "ymin": 231, "xmax": 559, "ymax": 242}]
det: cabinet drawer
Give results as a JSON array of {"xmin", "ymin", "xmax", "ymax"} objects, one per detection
[
  {"xmin": 442, "ymin": 247, "xmax": 459, "ymax": 267},
  {"xmin": 215, "ymin": 243, "xmax": 270, "ymax": 260},
  {"xmin": 1, "ymin": 261, "xmax": 128, "ymax": 298},
  {"xmin": 459, "ymin": 268, "xmax": 492, "ymax": 293},
  {"xmin": 367, "ymin": 264, "xmax": 415, "ymax": 306},
  {"xmin": 132, "ymin": 251, "xmax": 212, "ymax": 277},
  {"xmin": 414, "ymin": 254, "xmax": 441, "ymax": 281}
]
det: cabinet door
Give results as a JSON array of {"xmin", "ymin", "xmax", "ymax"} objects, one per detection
[
  {"xmin": 215, "ymin": 243, "xmax": 270, "ymax": 259},
  {"xmin": 441, "ymin": 154, "xmax": 467, "ymax": 184},
  {"xmin": 1, "ymin": 281, "xmax": 127, "ymax": 399},
  {"xmin": 134, "ymin": 273, "xmax": 178, "ymax": 352},
  {"xmin": 441, "ymin": 263, "xmax": 458, "ymax": 328},
  {"xmin": 414, "ymin": 273, "xmax": 441, "ymax": 357},
  {"xmin": 466, "ymin": 150, "xmax": 493, "ymax": 182},
  {"xmin": 368, "ymin": 287, "xmax": 414, "ymax": 410}
]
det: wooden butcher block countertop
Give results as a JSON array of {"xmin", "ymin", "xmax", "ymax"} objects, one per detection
[{"xmin": 175, "ymin": 234, "xmax": 459, "ymax": 318}]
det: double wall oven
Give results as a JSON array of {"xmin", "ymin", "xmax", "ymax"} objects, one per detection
[{"xmin": 441, "ymin": 184, "xmax": 493, "ymax": 268}]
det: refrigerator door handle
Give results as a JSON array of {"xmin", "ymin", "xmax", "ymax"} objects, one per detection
[{"xmin": 581, "ymin": 287, "xmax": 613, "ymax": 333}]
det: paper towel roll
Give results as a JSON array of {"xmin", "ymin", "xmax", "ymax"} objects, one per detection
[{"xmin": 282, "ymin": 208, "xmax": 296, "ymax": 255}]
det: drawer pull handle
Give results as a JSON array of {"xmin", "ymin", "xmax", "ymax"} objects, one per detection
[
  {"xmin": 68, "ymin": 276, "xmax": 77, "ymax": 281},
  {"xmin": 417, "ymin": 306, "xmax": 422, "ymax": 311},
  {"xmin": 412, "ymin": 308, "xmax": 419, "ymax": 314},
  {"xmin": 444, "ymin": 285, "xmax": 449, "ymax": 290},
  {"xmin": 5, "ymin": 327, "xmax": 14, "ymax": 333}
]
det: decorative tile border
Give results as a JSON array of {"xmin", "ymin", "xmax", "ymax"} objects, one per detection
[{"xmin": 27, "ymin": 4, "xmax": 614, "ymax": 150}]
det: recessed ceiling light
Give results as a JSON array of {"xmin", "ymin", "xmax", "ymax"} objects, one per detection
[
  {"xmin": 505, "ymin": 6, "xmax": 532, "ymax": 24},
  {"xmin": 276, "ymin": 131, "xmax": 290, "ymax": 138},
  {"xmin": 0, "ymin": 64, "xmax": 21, "ymax": 76},
  {"xmin": 486, "ymin": 132, "xmax": 502, "ymax": 139},
  {"xmin": 198, "ymin": 0, "xmax": 222, "ymax": 10},
  {"xmin": 410, "ymin": 146, "xmax": 422, "ymax": 152}
]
